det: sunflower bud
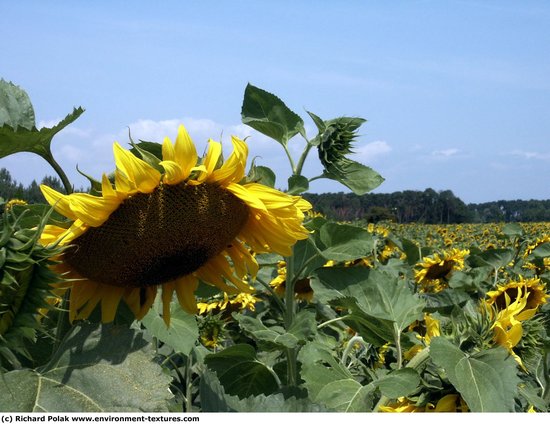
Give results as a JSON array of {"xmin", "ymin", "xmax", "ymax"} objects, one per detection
[{"xmin": 0, "ymin": 205, "xmax": 64, "ymax": 368}]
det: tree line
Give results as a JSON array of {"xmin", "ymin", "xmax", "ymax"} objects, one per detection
[
  {"xmin": 303, "ymin": 189, "xmax": 550, "ymax": 223},
  {"xmin": 1, "ymin": 168, "xmax": 549, "ymax": 223}
]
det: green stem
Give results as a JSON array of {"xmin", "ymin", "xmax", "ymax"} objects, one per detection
[
  {"xmin": 185, "ymin": 352, "xmax": 193, "ymax": 412},
  {"xmin": 308, "ymin": 175, "xmax": 324, "ymax": 183},
  {"xmin": 255, "ymin": 276, "xmax": 286, "ymax": 313},
  {"xmin": 394, "ymin": 323, "xmax": 403, "ymax": 369},
  {"xmin": 282, "ymin": 144, "xmax": 297, "ymax": 174},
  {"xmin": 284, "ymin": 253, "xmax": 298, "ymax": 386},
  {"xmin": 295, "ymin": 143, "xmax": 313, "ymax": 177},
  {"xmin": 43, "ymin": 150, "xmax": 73, "ymax": 194},
  {"xmin": 493, "ymin": 266, "xmax": 499, "ymax": 287},
  {"xmin": 317, "ymin": 315, "xmax": 352, "ymax": 330},
  {"xmin": 341, "ymin": 335, "xmax": 367, "ymax": 366},
  {"xmin": 52, "ymin": 293, "xmax": 71, "ymax": 355}
]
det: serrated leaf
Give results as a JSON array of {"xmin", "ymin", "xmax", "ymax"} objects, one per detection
[
  {"xmin": 317, "ymin": 222, "xmax": 375, "ymax": 261},
  {"xmin": 468, "ymin": 248, "xmax": 514, "ymax": 269},
  {"xmin": 0, "ymin": 79, "xmax": 35, "ymax": 130},
  {"xmin": 315, "ymin": 379, "xmax": 374, "ymax": 412},
  {"xmin": 0, "ymin": 107, "xmax": 84, "ymax": 159},
  {"xmin": 0, "ymin": 323, "xmax": 173, "ymax": 412},
  {"xmin": 312, "ymin": 267, "xmax": 424, "ymax": 332},
  {"xmin": 204, "ymin": 344, "xmax": 279, "ymax": 399},
  {"xmin": 140, "ymin": 300, "xmax": 198, "ymax": 355},
  {"xmin": 375, "ymin": 368, "xmax": 421, "ymax": 399},
  {"xmin": 430, "ymin": 337, "xmax": 521, "ymax": 412},
  {"xmin": 323, "ymin": 157, "xmax": 384, "ymax": 195},
  {"xmin": 287, "ymin": 174, "xmax": 309, "ymax": 195},
  {"xmin": 241, "ymin": 84, "xmax": 305, "ymax": 145}
]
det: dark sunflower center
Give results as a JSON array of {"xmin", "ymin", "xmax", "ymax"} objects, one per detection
[
  {"xmin": 64, "ymin": 182, "xmax": 249, "ymax": 288},
  {"xmin": 425, "ymin": 260, "xmax": 455, "ymax": 280}
]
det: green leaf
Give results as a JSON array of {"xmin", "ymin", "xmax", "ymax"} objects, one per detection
[
  {"xmin": 323, "ymin": 157, "xmax": 384, "ymax": 195},
  {"xmin": 422, "ymin": 288, "xmax": 471, "ymax": 314},
  {"xmin": 315, "ymin": 379, "xmax": 375, "ymax": 412},
  {"xmin": 531, "ymin": 242, "xmax": 550, "ymax": 258},
  {"xmin": 0, "ymin": 107, "xmax": 84, "ymax": 159},
  {"xmin": 234, "ymin": 310, "xmax": 316, "ymax": 350},
  {"xmin": 0, "ymin": 79, "xmax": 35, "ymax": 130},
  {"xmin": 287, "ymin": 174, "xmax": 309, "ymax": 195},
  {"xmin": 306, "ymin": 111, "xmax": 326, "ymax": 135},
  {"xmin": 289, "ymin": 235, "xmax": 325, "ymax": 280},
  {"xmin": 313, "ymin": 267, "xmax": 424, "ymax": 332},
  {"xmin": 130, "ymin": 141, "xmax": 163, "ymax": 172},
  {"xmin": 375, "ymin": 368, "xmax": 421, "ymax": 399},
  {"xmin": 0, "ymin": 323, "xmax": 173, "ymax": 412},
  {"xmin": 468, "ymin": 248, "xmax": 514, "ymax": 269},
  {"xmin": 200, "ymin": 369, "xmax": 327, "ymax": 412},
  {"xmin": 502, "ymin": 223, "xmax": 523, "ymax": 238},
  {"xmin": 317, "ymin": 222, "xmax": 375, "ymax": 262},
  {"xmin": 430, "ymin": 337, "xmax": 521, "ymax": 412},
  {"xmin": 140, "ymin": 300, "xmax": 198, "ymax": 355},
  {"xmin": 204, "ymin": 344, "xmax": 279, "ymax": 398},
  {"xmin": 241, "ymin": 84, "xmax": 305, "ymax": 145},
  {"xmin": 247, "ymin": 164, "xmax": 276, "ymax": 187}
]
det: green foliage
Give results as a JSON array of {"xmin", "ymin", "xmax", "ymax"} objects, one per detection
[
  {"xmin": 204, "ymin": 344, "xmax": 279, "ymax": 398},
  {"xmin": 241, "ymin": 84, "xmax": 305, "ymax": 146},
  {"xmin": 430, "ymin": 337, "xmax": 521, "ymax": 412},
  {"xmin": 0, "ymin": 79, "xmax": 35, "ymax": 130},
  {"xmin": 0, "ymin": 323, "xmax": 173, "ymax": 412}
]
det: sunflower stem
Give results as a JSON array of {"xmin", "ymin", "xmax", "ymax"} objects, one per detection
[
  {"xmin": 52, "ymin": 293, "xmax": 71, "ymax": 354},
  {"xmin": 393, "ymin": 323, "xmax": 403, "ymax": 369},
  {"xmin": 295, "ymin": 143, "xmax": 313, "ymax": 177},
  {"xmin": 283, "ymin": 253, "xmax": 298, "ymax": 387},
  {"xmin": 317, "ymin": 315, "xmax": 351, "ymax": 330},
  {"xmin": 282, "ymin": 144, "xmax": 297, "ymax": 174},
  {"xmin": 42, "ymin": 150, "xmax": 73, "ymax": 194},
  {"xmin": 185, "ymin": 352, "xmax": 194, "ymax": 412},
  {"xmin": 341, "ymin": 334, "xmax": 366, "ymax": 366}
]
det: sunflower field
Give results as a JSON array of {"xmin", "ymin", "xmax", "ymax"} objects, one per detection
[{"xmin": 0, "ymin": 79, "xmax": 549, "ymax": 413}]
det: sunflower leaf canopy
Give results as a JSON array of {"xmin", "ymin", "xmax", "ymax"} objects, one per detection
[
  {"xmin": 0, "ymin": 79, "xmax": 35, "ymax": 130},
  {"xmin": 0, "ymin": 323, "xmax": 173, "ymax": 412},
  {"xmin": 241, "ymin": 83, "xmax": 305, "ymax": 145},
  {"xmin": 430, "ymin": 337, "xmax": 521, "ymax": 412}
]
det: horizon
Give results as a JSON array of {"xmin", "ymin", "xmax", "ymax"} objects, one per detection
[{"xmin": 1, "ymin": 1, "xmax": 549, "ymax": 204}]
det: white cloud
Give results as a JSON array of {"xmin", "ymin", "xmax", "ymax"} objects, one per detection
[
  {"xmin": 508, "ymin": 150, "xmax": 550, "ymax": 160},
  {"xmin": 37, "ymin": 119, "xmax": 91, "ymax": 138},
  {"xmin": 431, "ymin": 148, "xmax": 459, "ymax": 158},
  {"xmin": 351, "ymin": 140, "xmax": 392, "ymax": 162}
]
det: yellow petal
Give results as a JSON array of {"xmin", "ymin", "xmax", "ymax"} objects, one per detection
[
  {"xmin": 209, "ymin": 136, "xmax": 248, "ymax": 185},
  {"xmin": 226, "ymin": 183, "xmax": 267, "ymax": 211},
  {"xmin": 197, "ymin": 140, "xmax": 222, "ymax": 181},
  {"xmin": 174, "ymin": 275, "xmax": 198, "ymax": 314},
  {"xmin": 101, "ymin": 174, "xmax": 117, "ymax": 199},
  {"xmin": 174, "ymin": 124, "xmax": 198, "ymax": 180},
  {"xmin": 68, "ymin": 193, "xmax": 120, "ymax": 227},
  {"xmin": 40, "ymin": 185, "xmax": 77, "ymax": 220},
  {"xmin": 159, "ymin": 160, "xmax": 184, "ymax": 184},
  {"xmin": 100, "ymin": 286, "xmax": 125, "ymax": 323},
  {"xmin": 113, "ymin": 142, "xmax": 161, "ymax": 193}
]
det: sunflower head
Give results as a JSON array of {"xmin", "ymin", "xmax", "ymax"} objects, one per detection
[
  {"xmin": 486, "ymin": 277, "xmax": 548, "ymax": 320},
  {"xmin": 315, "ymin": 117, "xmax": 365, "ymax": 172},
  {"xmin": 269, "ymin": 261, "xmax": 314, "ymax": 302},
  {"xmin": 415, "ymin": 248, "xmax": 469, "ymax": 292},
  {"xmin": 40, "ymin": 124, "xmax": 311, "ymax": 326}
]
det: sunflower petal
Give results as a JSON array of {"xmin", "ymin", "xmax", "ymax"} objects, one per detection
[
  {"xmin": 113, "ymin": 142, "xmax": 161, "ymax": 193},
  {"xmin": 40, "ymin": 185, "xmax": 77, "ymax": 220},
  {"xmin": 174, "ymin": 275, "xmax": 198, "ymax": 314},
  {"xmin": 174, "ymin": 124, "xmax": 198, "ymax": 181}
]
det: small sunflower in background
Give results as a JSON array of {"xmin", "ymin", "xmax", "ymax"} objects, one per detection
[
  {"xmin": 4, "ymin": 199, "xmax": 28, "ymax": 211},
  {"xmin": 270, "ymin": 261, "xmax": 314, "ymax": 302},
  {"xmin": 39, "ymin": 125, "xmax": 311, "ymax": 325},
  {"xmin": 414, "ymin": 248, "xmax": 469, "ymax": 293}
]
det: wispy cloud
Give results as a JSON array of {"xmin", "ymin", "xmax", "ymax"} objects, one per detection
[
  {"xmin": 351, "ymin": 140, "xmax": 392, "ymax": 162},
  {"xmin": 507, "ymin": 150, "xmax": 550, "ymax": 160},
  {"xmin": 431, "ymin": 148, "xmax": 459, "ymax": 158}
]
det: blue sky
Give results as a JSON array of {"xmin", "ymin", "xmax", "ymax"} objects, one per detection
[{"xmin": 1, "ymin": 1, "xmax": 549, "ymax": 203}]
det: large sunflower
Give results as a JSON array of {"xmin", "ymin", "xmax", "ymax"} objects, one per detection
[
  {"xmin": 414, "ymin": 248, "xmax": 469, "ymax": 293},
  {"xmin": 40, "ymin": 125, "xmax": 311, "ymax": 325}
]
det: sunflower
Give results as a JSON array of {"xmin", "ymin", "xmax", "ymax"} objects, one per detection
[
  {"xmin": 414, "ymin": 248, "xmax": 469, "ymax": 293},
  {"xmin": 270, "ymin": 260, "xmax": 315, "ymax": 302},
  {"xmin": 379, "ymin": 394, "xmax": 467, "ymax": 412},
  {"xmin": 197, "ymin": 292, "xmax": 261, "ymax": 316},
  {"xmin": 486, "ymin": 277, "xmax": 548, "ymax": 321},
  {"xmin": 40, "ymin": 125, "xmax": 311, "ymax": 325}
]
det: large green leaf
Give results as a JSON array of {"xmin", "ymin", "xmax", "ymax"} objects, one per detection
[
  {"xmin": 140, "ymin": 300, "xmax": 198, "ymax": 355},
  {"xmin": 317, "ymin": 222, "xmax": 375, "ymax": 262},
  {"xmin": 200, "ymin": 369, "xmax": 327, "ymax": 412},
  {"xmin": 204, "ymin": 344, "xmax": 279, "ymax": 399},
  {"xmin": 287, "ymin": 174, "xmax": 309, "ymax": 195},
  {"xmin": 314, "ymin": 379, "xmax": 375, "ymax": 412},
  {"xmin": 311, "ymin": 268, "xmax": 424, "ymax": 332},
  {"xmin": 0, "ymin": 79, "xmax": 35, "ymax": 130},
  {"xmin": 375, "ymin": 368, "xmax": 421, "ymax": 399},
  {"xmin": 323, "ymin": 158, "xmax": 384, "ymax": 195},
  {"xmin": 0, "ymin": 323, "xmax": 173, "ymax": 412},
  {"xmin": 467, "ymin": 248, "xmax": 514, "ymax": 269},
  {"xmin": 241, "ymin": 84, "xmax": 305, "ymax": 145},
  {"xmin": 0, "ymin": 107, "xmax": 84, "ymax": 159},
  {"xmin": 430, "ymin": 337, "xmax": 520, "ymax": 412}
]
